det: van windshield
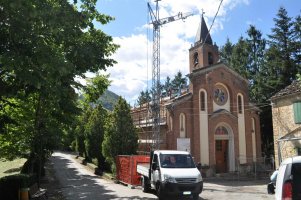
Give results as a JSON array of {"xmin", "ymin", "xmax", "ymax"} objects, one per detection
[
  {"xmin": 159, "ymin": 154, "xmax": 196, "ymax": 168},
  {"xmin": 292, "ymin": 163, "xmax": 301, "ymax": 199}
]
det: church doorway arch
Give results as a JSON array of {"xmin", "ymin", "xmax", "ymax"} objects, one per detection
[{"xmin": 214, "ymin": 123, "xmax": 235, "ymax": 173}]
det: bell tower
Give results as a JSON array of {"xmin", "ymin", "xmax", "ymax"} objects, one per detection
[{"xmin": 189, "ymin": 13, "xmax": 219, "ymax": 73}]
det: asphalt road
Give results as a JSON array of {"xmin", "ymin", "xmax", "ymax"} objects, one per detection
[
  {"xmin": 50, "ymin": 152, "xmax": 274, "ymax": 200},
  {"xmin": 51, "ymin": 152, "xmax": 157, "ymax": 200}
]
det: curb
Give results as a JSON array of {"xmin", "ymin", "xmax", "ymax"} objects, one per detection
[{"xmin": 73, "ymin": 155, "xmax": 115, "ymax": 181}]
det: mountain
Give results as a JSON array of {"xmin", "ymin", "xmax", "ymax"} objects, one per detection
[{"xmin": 98, "ymin": 90, "xmax": 120, "ymax": 111}]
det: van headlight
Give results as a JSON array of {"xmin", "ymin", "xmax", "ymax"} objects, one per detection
[
  {"xmin": 196, "ymin": 173, "xmax": 203, "ymax": 182},
  {"xmin": 163, "ymin": 174, "xmax": 177, "ymax": 183}
]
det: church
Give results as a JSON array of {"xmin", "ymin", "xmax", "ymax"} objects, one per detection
[{"xmin": 131, "ymin": 15, "xmax": 262, "ymax": 175}]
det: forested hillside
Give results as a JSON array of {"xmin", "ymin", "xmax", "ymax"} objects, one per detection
[{"xmin": 98, "ymin": 90, "xmax": 119, "ymax": 111}]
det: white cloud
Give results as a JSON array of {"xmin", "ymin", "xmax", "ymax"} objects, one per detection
[
  {"xmin": 105, "ymin": 34, "xmax": 150, "ymax": 105},
  {"xmin": 106, "ymin": 0, "xmax": 250, "ymax": 105}
]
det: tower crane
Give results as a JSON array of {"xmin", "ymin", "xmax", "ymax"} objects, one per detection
[{"xmin": 147, "ymin": 0, "xmax": 193, "ymax": 150}]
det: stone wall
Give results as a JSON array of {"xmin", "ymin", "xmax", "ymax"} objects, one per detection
[{"xmin": 272, "ymin": 93, "xmax": 301, "ymax": 168}]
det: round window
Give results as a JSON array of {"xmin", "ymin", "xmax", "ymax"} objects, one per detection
[{"xmin": 213, "ymin": 84, "xmax": 228, "ymax": 106}]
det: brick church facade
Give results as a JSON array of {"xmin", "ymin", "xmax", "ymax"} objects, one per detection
[{"xmin": 131, "ymin": 15, "xmax": 262, "ymax": 174}]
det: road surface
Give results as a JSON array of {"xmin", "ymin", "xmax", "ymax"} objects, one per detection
[
  {"xmin": 50, "ymin": 152, "xmax": 274, "ymax": 200},
  {"xmin": 51, "ymin": 152, "xmax": 157, "ymax": 200}
]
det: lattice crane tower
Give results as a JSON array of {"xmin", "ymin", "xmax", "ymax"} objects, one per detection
[{"xmin": 147, "ymin": 0, "xmax": 193, "ymax": 150}]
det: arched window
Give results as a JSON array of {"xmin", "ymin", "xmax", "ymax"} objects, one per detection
[
  {"xmin": 169, "ymin": 116, "xmax": 173, "ymax": 131},
  {"xmin": 208, "ymin": 52, "xmax": 213, "ymax": 65},
  {"xmin": 251, "ymin": 118, "xmax": 257, "ymax": 162},
  {"xmin": 215, "ymin": 126, "xmax": 228, "ymax": 135},
  {"xmin": 200, "ymin": 91, "xmax": 205, "ymax": 111},
  {"xmin": 238, "ymin": 95, "xmax": 243, "ymax": 114},
  {"xmin": 251, "ymin": 118, "xmax": 255, "ymax": 132},
  {"xmin": 193, "ymin": 52, "xmax": 199, "ymax": 66},
  {"xmin": 180, "ymin": 113, "xmax": 186, "ymax": 138}
]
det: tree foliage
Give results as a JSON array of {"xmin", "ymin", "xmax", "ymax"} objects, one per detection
[
  {"xmin": 84, "ymin": 74, "xmax": 111, "ymax": 103},
  {"xmin": 219, "ymin": 38, "xmax": 233, "ymax": 65},
  {"xmin": 229, "ymin": 36, "xmax": 250, "ymax": 78},
  {"xmin": 266, "ymin": 7, "xmax": 298, "ymax": 92},
  {"xmin": 84, "ymin": 104, "xmax": 108, "ymax": 170},
  {"xmin": 137, "ymin": 90, "xmax": 151, "ymax": 106},
  {"xmin": 171, "ymin": 71, "xmax": 187, "ymax": 90},
  {"xmin": 136, "ymin": 71, "xmax": 188, "ymax": 105},
  {"xmin": 218, "ymin": 7, "xmax": 301, "ymax": 155},
  {"xmin": 245, "ymin": 25, "xmax": 267, "ymax": 103},
  {"xmin": 102, "ymin": 97, "xmax": 138, "ymax": 172},
  {"xmin": 294, "ymin": 14, "xmax": 301, "ymax": 70},
  {"xmin": 0, "ymin": 0, "xmax": 118, "ymax": 180},
  {"xmin": 97, "ymin": 90, "xmax": 120, "ymax": 111}
]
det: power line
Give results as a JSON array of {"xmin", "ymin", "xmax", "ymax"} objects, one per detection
[{"xmin": 202, "ymin": 0, "xmax": 224, "ymax": 48}]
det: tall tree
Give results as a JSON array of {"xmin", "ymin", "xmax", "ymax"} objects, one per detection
[
  {"xmin": 246, "ymin": 25, "xmax": 266, "ymax": 77},
  {"xmin": 73, "ymin": 74, "xmax": 110, "ymax": 158},
  {"xmin": 102, "ymin": 97, "xmax": 138, "ymax": 173},
  {"xmin": 230, "ymin": 37, "xmax": 250, "ymax": 79},
  {"xmin": 171, "ymin": 71, "xmax": 187, "ymax": 92},
  {"xmin": 75, "ymin": 106, "xmax": 92, "ymax": 157},
  {"xmin": 84, "ymin": 104, "xmax": 108, "ymax": 171},
  {"xmin": 245, "ymin": 25, "xmax": 266, "ymax": 102},
  {"xmin": 0, "ymin": 0, "xmax": 118, "ymax": 182},
  {"xmin": 84, "ymin": 74, "xmax": 111, "ymax": 104},
  {"xmin": 137, "ymin": 90, "xmax": 151, "ymax": 106},
  {"xmin": 219, "ymin": 37, "xmax": 233, "ymax": 65},
  {"xmin": 163, "ymin": 76, "xmax": 172, "ymax": 97},
  {"xmin": 257, "ymin": 7, "xmax": 297, "ymax": 156},
  {"xmin": 266, "ymin": 6, "xmax": 296, "ymax": 91},
  {"xmin": 293, "ymin": 14, "xmax": 301, "ymax": 73}
]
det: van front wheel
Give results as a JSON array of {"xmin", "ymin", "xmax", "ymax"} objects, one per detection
[
  {"xmin": 193, "ymin": 194, "xmax": 199, "ymax": 200},
  {"xmin": 142, "ymin": 176, "xmax": 151, "ymax": 193},
  {"xmin": 156, "ymin": 183, "xmax": 165, "ymax": 200}
]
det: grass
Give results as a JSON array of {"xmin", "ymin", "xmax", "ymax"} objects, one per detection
[{"xmin": 0, "ymin": 158, "xmax": 27, "ymax": 178}]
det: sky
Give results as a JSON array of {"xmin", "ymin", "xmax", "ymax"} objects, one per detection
[{"xmin": 92, "ymin": 0, "xmax": 301, "ymax": 106}]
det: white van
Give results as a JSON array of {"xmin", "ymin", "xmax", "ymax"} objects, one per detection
[
  {"xmin": 274, "ymin": 156, "xmax": 301, "ymax": 200},
  {"xmin": 137, "ymin": 150, "xmax": 203, "ymax": 200}
]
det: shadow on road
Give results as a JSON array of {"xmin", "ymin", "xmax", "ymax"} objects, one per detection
[
  {"xmin": 203, "ymin": 177, "xmax": 269, "ymax": 187},
  {"xmin": 51, "ymin": 153, "xmax": 157, "ymax": 200}
]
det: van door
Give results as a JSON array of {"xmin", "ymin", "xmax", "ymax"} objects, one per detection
[
  {"xmin": 151, "ymin": 154, "xmax": 160, "ymax": 185},
  {"xmin": 275, "ymin": 163, "xmax": 288, "ymax": 200},
  {"xmin": 292, "ymin": 163, "xmax": 301, "ymax": 199}
]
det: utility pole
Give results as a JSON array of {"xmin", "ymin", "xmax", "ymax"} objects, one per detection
[{"xmin": 147, "ymin": 0, "xmax": 193, "ymax": 150}]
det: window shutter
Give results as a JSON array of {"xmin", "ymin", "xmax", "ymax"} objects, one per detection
[{"xmin": 293, "ymin": 102, "xmax": 301, "ymax": 124}]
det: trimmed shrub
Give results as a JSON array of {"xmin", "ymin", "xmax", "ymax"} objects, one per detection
[{"xmin": 0, "ymin": 173, "xmax": 36, "ymax": 200}]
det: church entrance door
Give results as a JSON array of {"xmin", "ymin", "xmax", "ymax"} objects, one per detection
[{"xmin": 215, "ymin": 140, "xmax": 228, "ymax": 173}]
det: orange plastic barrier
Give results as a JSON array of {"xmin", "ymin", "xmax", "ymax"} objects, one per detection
[{"xmin": 116, "ymin": 155, "xmax": 150, "ymax": 186}]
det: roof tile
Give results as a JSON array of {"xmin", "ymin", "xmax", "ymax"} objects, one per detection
[{"xmin": 271, "ymin": 80, "xmax": 301, "ymax": 100}]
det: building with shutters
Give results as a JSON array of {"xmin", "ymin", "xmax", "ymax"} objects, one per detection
[
  {"xmin": 270, "ymin": 80, "xmax": 301, "ymax": 168},
  {"xmin": 131, "ymin": 15, "xmax": 262, "ymax": 175}
]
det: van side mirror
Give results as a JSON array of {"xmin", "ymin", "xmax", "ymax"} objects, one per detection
[
  {"xmin": 197, "ymin": 163, "xmax": 202, "ymax": 171},
  {"xmin": 152, "ymin": 163, "xmax": 158, "ymax": 170}
]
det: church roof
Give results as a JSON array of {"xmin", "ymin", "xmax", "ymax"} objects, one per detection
[
  {"xmin": 188, "ymin": 62, "xmax": 249, "ymax": 84},
  {"xmin": 165, "ymin": 92, "xmax": 192, "ymax": 109},
  {"xmin": 270, "ymin": 80, "xmax": 301, "ymax": 101},
  {"xmin": 194, "ymin": 14, "xmax": 213, "ymax": 45}
]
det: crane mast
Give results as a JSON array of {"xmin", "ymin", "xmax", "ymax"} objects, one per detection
[{"xmin": 147, "ymin": 0, "xmax": 193, "ymax": 150}]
